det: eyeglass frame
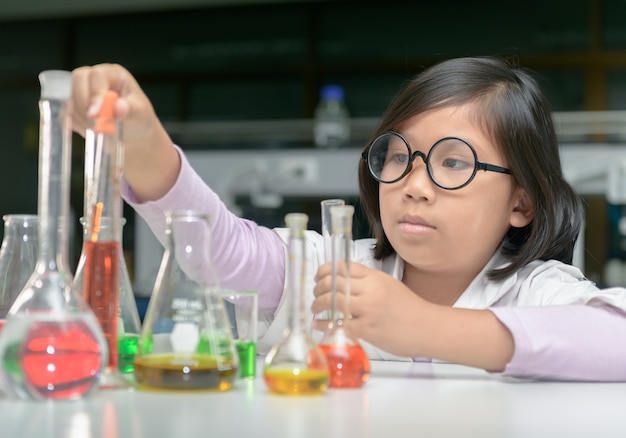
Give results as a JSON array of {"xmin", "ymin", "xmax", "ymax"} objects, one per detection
[{"xmin": 361, "ymin": 131, "xmax": 513, "ymax": 190}]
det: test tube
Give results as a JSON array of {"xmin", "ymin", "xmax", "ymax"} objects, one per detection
[{"xmin": 82, "ymin": 91, "xmax": 129, "ymax": 389}]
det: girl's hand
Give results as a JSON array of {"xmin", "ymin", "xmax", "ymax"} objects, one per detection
[
  {"xmin": 71, "ymin": 63, "xmax": 180, "ymax": 202},
  {"xmin": 312, "ymin": 261, "xmax": 423, "ymax": 356},
  {"xmin": 312, "ymin": 261, "xmax": 514, "ymax": 370}
]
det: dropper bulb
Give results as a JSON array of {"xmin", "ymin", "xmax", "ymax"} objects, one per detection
[{"xmin": 38, "ymin": 70, "xmax": 72, "ymax": 101}]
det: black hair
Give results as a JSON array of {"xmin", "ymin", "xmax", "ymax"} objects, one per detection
[{"xmin": 358, "ymin": 56, "xmax": 583, "ymax": 280}]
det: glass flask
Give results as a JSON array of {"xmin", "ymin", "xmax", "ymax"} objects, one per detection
[
  {"xmin": 263, "ymin": 213, "xmax": 329, "ymax": 396},
  {"xmin": 316, "ymin": 199, "xmax": 345, "ymax": 323},
  {"xmin": 0, "ymin": 70, "xmax": 107, "ymax": 401},
  {"xmin": 134, "ymin": 210, "xmax": 238, "ymax": 392},
  {"xmin": 75, "ymin": 90, "xmax": 133, "ymax": 389},
  {"xmin": 319, "ymin": 205, "xmax": 370, "ymax": 388},
  {"xmin": 74, "ymin": 217, "xmax": 141, "ymax": 379},
  {"xmin": 0, "ymin": 215, "xmax": 39, "ymax": 328}
]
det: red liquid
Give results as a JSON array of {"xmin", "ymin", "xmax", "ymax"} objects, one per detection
[
  {"xmin": 21, "ymin": 319, "xmax": 103, "ymax": 400},
  {"xmin": 319, "ymin": 343, "xmax": 371, "ymax": 388},
  {"xmin": 83, "ymin": 240, "xmax": 119, "ymax": 370}
]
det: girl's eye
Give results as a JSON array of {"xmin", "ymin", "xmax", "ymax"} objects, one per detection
[
  {"xmin": 441, "ymin": 157, "xmax": 472, "ymax": 170},
  {"xmin": 392, "ymin": 153, "xmax": 409, "ymax": 164}
]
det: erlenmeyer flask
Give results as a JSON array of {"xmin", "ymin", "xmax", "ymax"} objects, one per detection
[
  {"xmin": 134, "ymin": 210, "xmax": 238, "ymax": 391},
  {"xmin": 263, "ymin": 213, "xmax": 329, "ymax": 396},
  {"xmin": 319, "ymin": 205, "xmax": 370, "ymax": 388},
  {"xmin": 0, "ymin": 215, "xmax": 38, "ymax": 328},
  {"xmin": 74, "ymin": 217, "xmax": 141, "ymax": 378},
  {"xmin": 0, "ymin": 70, "xmax": 107, "ymax": 401}
]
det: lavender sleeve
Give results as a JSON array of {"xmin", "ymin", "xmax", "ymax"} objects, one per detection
[
  {"xmin": 490, "ymin": 305, "xmax": 626, "ymax": 381},
  {"xmin": 121, "ymin": 146, "xmax": 286, "ymax": 313}
]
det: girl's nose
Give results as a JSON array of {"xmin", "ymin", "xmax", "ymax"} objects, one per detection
[{"xmin": 402, "ymin": 158, "xmax": 435, "ymax": 200}]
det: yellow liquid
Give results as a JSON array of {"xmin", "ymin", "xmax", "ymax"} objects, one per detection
[
  {"xmin": 263, "ymin": 368, "xmax": 329, "ymax": 395},
  {"xmin": 134, "ymin": 354, "xmax": 237, "ymax": 392}
]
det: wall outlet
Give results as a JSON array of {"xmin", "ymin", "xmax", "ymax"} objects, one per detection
[{"xmin": 277, "ymin": 157, "xmax": 319, "ymax": 184}]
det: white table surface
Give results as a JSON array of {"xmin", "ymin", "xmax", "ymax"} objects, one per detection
[{"xmin": 1, "ymin": 358, "xmax": 625, "ymax": 438}]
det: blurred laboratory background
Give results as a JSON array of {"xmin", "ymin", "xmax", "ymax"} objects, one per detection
[{"xmin": 1, "ymin": 0, "xmax": 626, "ymax": 297}]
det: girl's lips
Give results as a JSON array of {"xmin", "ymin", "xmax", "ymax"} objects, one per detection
[{"xmin": 398, "ymin": 216, "xmax": 435, "ymax": 234}]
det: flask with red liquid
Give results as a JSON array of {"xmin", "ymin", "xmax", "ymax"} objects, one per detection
[
  {"xmin": 318, "ymin": 204, "xmax": 370, "ymax": 388},
  {"xmin": 0, "ymin": 70, "xmax": 107, "ymax": 400}
]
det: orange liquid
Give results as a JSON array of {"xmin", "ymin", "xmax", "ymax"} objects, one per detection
[
  {"xmin": 83, "ymin": 240, "xmax": 119, "ymax": 370},
  {"xmin": 263, "ymin": 368, "xmax": 329, "ymax": 395},
  {"xmin": 319, "ymin": 343, "xmax": 370, "ymax": 388}
]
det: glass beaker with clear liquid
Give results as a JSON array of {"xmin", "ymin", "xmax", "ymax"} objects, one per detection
[
  {"xmin": 0, "ymin": 214, "xmax": 39, "ymax": 330},
  {"xmin": 318, "ymin": 204, "xmax": 370, "ymax": 388},
  {"xmin": 0, "ymin": 70, "xmax": 107, "ymax": 401},
  {"xmin": 133, "ymin": 210, "xmax": 238, "ymax": 391},
  {"xmin": 263, "ymin": 213, "xmax": 329, "ymax": 395}
]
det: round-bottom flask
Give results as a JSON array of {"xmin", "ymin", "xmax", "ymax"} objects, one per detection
[
  {"xmin": 74, "ymin": 217, "xmax": 142, "ymax": 380},
  {"xmin": 319, "ymin": 205, "xmax": 370, "ymax": 388},
  {"xmin": 0, "ymin": 215, "xmax": 39, "ymax": 329},
  {"xmin": 134, "ymin": 210, "xmax": 238, "ymax": 392},
  {"xmin": 263, "ymin": 213, "xmax": 329, "ymax": 395}
]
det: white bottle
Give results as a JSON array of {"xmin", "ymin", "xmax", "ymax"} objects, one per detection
[{"xmin": 313, "ymin": 84, "xmax": 350, "ymax": 148}]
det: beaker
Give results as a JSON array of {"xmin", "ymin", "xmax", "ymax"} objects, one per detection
[
  {"xmin": 318, "ymin": 205, "xmax": 370, "ymax": 388},
  {"xmin": 79, "ymin": 90, "xmax": 129, "ymax": 389},
  {"xmin": 74, "ymin": 217, "xmax": 141, "ymax": 379},
  {"xmin": 221, "ymin": 290, "xmax": 258, "ymax": 379},
  {"xmin": 134, "ymin": 210, "xmax": 238, "ymax": 392},
  {"xmin": 0, "ymin": 70, "xmax": 107, "ymax": 401},
  {"xmin": 0, "ymin": 215, "xmax": 38, "ymax": 328},
  {"xmin": 263, "ymin": 213, "xmax": 329, "ymax": 396}
]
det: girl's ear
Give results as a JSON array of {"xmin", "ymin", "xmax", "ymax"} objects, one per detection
[{"xmin": 510, "ymin": 188, "xmax": 534, "ymax": 228}]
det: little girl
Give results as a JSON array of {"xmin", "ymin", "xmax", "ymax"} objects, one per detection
[{"xmin": 72, "ymin": 56, "xmax": 626, "ymax": 381}]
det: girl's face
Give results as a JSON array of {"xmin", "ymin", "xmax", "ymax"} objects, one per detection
[{"xmin": 379, "ymin": 104, "xmax": 533, "ymax": 279}]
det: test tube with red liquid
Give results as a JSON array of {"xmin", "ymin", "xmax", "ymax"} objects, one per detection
[{"xmin": 82, "ymin": 91, "xmax": 129, "ymax": 389}]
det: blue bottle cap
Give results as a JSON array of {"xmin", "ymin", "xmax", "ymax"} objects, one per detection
[{"xmin": 320, "ymin": 84, "xmax": 345, "ymax": 101}]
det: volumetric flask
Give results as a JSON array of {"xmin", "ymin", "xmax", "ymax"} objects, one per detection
[
  {"xmin": 0, "ymin": 215, "xmax": 38, "ymax": 329},
  {"xmin": 319, "ymin": 205, "xmax": 370, "ymax": 388},
  {"xmin": 134, "ymin": 210, "xmax": 238, "ymax": 392},
  {"xmin": 263, "ymin": 213, "xmax": 329, "ymax": 396},
  {"xmin": 75, "ymin": 217, "xmax": 141, "ymax": 380},
  {"xmin": 0, "ymin": 70, "xmax": 107, "ymax": 401}
]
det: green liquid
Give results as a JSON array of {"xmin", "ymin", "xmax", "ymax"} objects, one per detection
[
  {"xmin": 236, "ymin": 340, "xmax": 256, "ymax": 379},
  {"xmin": 118, "ymin": 333, "xmax": 139, "ymax": 374}
]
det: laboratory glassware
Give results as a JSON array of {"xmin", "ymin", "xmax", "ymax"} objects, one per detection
[
  {"xmin": 316, "ymin": 199, "xmax": 345, "ymax": 323},
  {"xmin": 221, "ymin": 289, "xmax": 258, "ymax": 379},
  {"xmin": 78, "ymin": 90, "xmax": 129, "ymax": 389},
  {"xmin": 134, "ymin": 210, "xmax": 238, "ymax": 391},
  {"xmin": 75, "ymin": 217, "xmax": 141, "ymax": 378},
  {"xmin": 0, "ymin": 215, "xmax": 38, "ymax": 329},
  {"xmin": 263, "ymin": 213, "xmax": 329, "ymax": 395},
  {"xmin": 0, "ymin": 70, "xmax": 107, "ymax": 401},
  {"xmin": 319, "ymin": 204, "xmax": 370, "ymax": 388}
]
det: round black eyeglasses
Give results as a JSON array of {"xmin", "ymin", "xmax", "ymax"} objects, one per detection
[{"xmin": 361, "ymin": 131, "xmax": 512, "ymax": 190}]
